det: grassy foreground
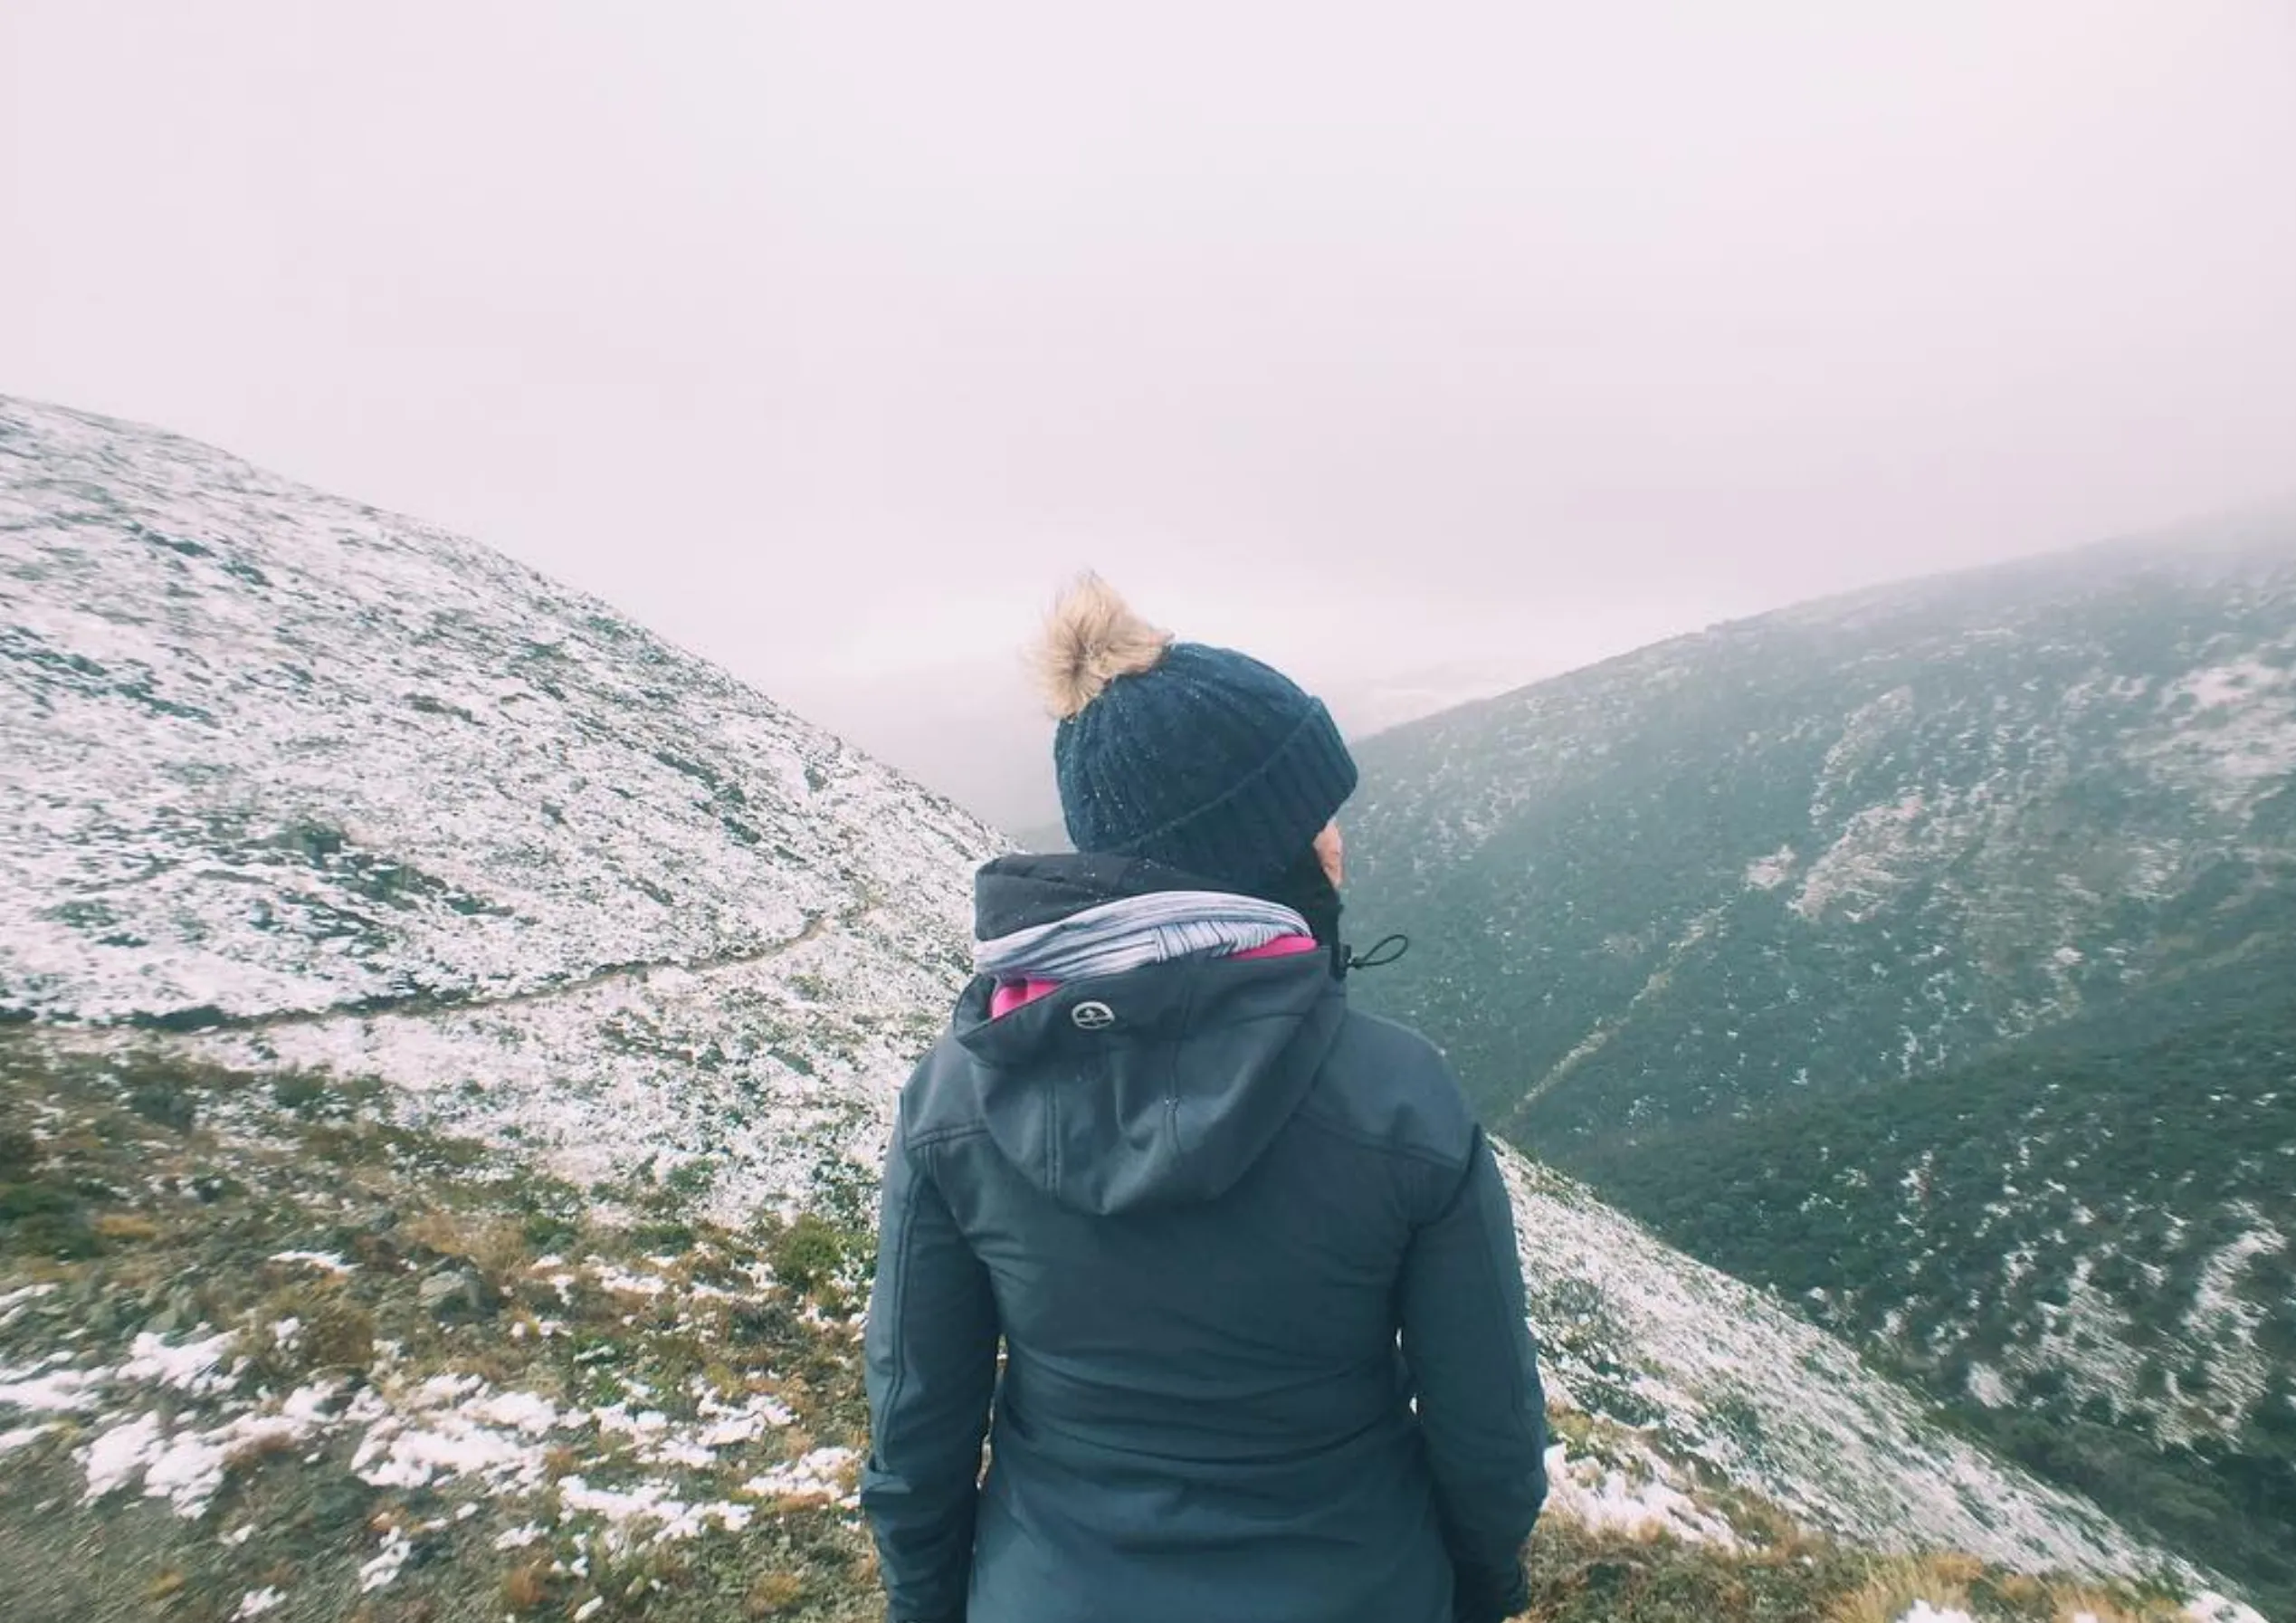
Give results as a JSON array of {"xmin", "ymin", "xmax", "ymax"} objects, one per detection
[{"xmin": 0, "ymin": 1039, "xmax": 2234, "ymax": 1623}]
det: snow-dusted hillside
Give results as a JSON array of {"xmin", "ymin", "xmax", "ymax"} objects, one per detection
[
  {"xmin": 1500, "ymin": 1148, "xmax": 2151, "ymax": 1573},
  {"xmin": 0, "ymin": 398, "xmax": 2264, "ymax": 1619},
  {"xmin": 3, "ymin": 395, "xmax": 1003, "ymax": 1216},
  {"xmin": 1348, "ymin": 524, "xmax": 2296, "ymax": 1149},
  {"xmin": 1, "ymin": 396, "xmax": 997, "ymax": 1024},
  {"xmin": 1343, "ymin": 523, "xmax": 2296, "ymax": 1608}
]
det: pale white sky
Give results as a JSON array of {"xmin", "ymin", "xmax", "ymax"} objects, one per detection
[{"xmin": 5, "ymin": 3, "xmax": 2294, "ymax": 789}]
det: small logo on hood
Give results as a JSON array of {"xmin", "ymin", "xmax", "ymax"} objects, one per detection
[{"xmin": 1071, "ymin": 1000, "xmax": 1118, "ymax": 1032}]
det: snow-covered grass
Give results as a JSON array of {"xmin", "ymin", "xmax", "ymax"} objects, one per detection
[
  {"xmin": 1541, "ymin": 1438, "xmax": 1739, "ymax": 1547},
  {"xmin": 24, "ymin": 1268, "xmax": 862, "ymax": 1541},
  {"xmin": 0, "ymin": 1040, "xmax": 887, "ymax": 1619},
  {"xmin": 173, "ymin": 927, "xmax": 950, "ymax": 1227},
  {"xmin": 743, "ymin": 1446, "xmax": 862, "ymax": 1508},
  {"xmin": 3, "ymin": 970, "xmax": 2264, "ymax": 1623}
]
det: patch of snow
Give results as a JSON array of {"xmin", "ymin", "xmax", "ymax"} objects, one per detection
[
  {"xmin": 0, "ymin": 1362, "xmax": 110, "ymax": 1413},
  {"xmin": 139, "ymin": 1426, "xmax": 240, "ymax": 1515},
  {"xmin": 742, "ymin": 1446, "xmax": 861, "ymax": 1508},
  {"xmin": 408, "ymin": 1371, "xmax": 484, "ymax": 1407},
  {"xmin": 1542, "ymin": 1441, "xmax": 1738, "ymax": 1546},
  {"xmin": 0, "ymin": 1284, "xmax": 58, "ymax": 1318},
  {"xmin": 0, "ymin": 1423, "xmax": 55, "ymax": 1455},
  {"xmin": 1743, "ymin": 845, "xmax": 1796, "ymax": 891},
  {"xmin": 353, "ymin": 1403, "xmax": 550, "ymax": 1492},
  {"xmin": 494, "ymin": 1523, "xmax": 545, "ymax": 1551},
  {"xmin": 696, "ymin": 1390, "xmax": 794, "ymax": 1446},
  {"xmin": 120, "ymin": 1330, "xmax": 237, "ymax": 1397},
  {"xmin": 347, "ymin": 1370, "xmax": 790, "ymax": 1504},
  {"xmin": 591, "ymin": 1264, "xmax": 670, "ymax": 1297},
  {"xmin": 268, "ymin": 1250, "xmax": 352, "ymax": 1274},
  {"xmin": 2177, "ymin": 1217, "xmax": 2286, "ymax": 1423},
  {"xmin": 359, "ymin": 1526, "xmax": 412, "ymax": 1592},
  {"xmin": 1792, "ymin": 792, "xmax": 1929, "ymax": 923},
  {"xmin": 1897, "ymin": 1606, "xmax": 1976, "ymax": 1623},
  {"xmin": 466, "ymin": 1389, "xmax": 564, "ymax": 1435},
  {"xmin": 557, "ymin": 1475, "xmax": 756, "ymax": 1545},
  {"xmin": 279, "ymin": 1380, "xmax": 348, "ymax": 1426},
  {"xmin": 81, "ymin": 1413, "xmax": 165, "ymax": 1500},
  {"xmin": 1963, "ymin": 1363, "xmax": 2011, "ymax": 1408},
  {"xmin": 233, "ymin": 1587, "xmax": 284, "ymax": 1619},
  {"xmin": 83, "ymin": 1400, "xmax": 335, "ymax": 1518},
  {"xmin": 2139, "ymin": 658, "xmax": 2296, "ymax": 813}
]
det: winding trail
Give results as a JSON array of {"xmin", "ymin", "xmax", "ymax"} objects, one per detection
[{"xmin": 49, "ymin": 903, "xmax": 871, "ymax": 1041}]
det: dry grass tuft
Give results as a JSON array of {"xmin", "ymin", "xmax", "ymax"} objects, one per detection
[
  {"xmin": 499, "ymin": 1561, "xmax": 553, "ymax": 1613},
  {"xmin": 91, "ymin": 1212, "xmax": 162, "ymax": 1242},
  {"xmin": 744, "ymin": 1570, "xmax": 805, "ymax": 1617},
  {"xmin": 401, "ymin": 1208, "xmax": 531, "ymax": 1284}
]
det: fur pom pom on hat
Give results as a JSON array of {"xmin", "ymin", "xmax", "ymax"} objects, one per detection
[
  {"xmin": 1030, "ymin": 574, "xmax": 1175, "ymax": 720},
  {"xmin": 1033, "ymin": 575, "xmax": 1358, "ymax": 890}
]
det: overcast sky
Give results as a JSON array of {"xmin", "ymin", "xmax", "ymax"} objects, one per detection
[{"xmin": 5, "ymin": 3, "xmax": 2294, "ymax": 759}]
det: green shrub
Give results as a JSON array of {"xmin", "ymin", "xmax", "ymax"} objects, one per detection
[{"xmin": 766, "ymin": 1213, "xmax": 870, "ymax": 1302}]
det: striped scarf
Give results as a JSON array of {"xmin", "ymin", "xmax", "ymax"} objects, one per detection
[{"xmin": 973, "ymin": 891, "xmax": 1310, "ymax": 985}]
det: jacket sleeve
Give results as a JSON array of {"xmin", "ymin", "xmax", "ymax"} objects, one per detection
[
  {"xmin": 860, "ymin": 1117, "xmax": 999, "ymax": 1623},
  {"xmin": 1398, "ymin": 1126, "xmax": 1549, "ymax": 1623}
]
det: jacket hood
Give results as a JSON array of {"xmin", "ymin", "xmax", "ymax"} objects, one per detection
[{"xmin": 950, "ymin": 852, "xmax": 1346, "ymax": 1215}]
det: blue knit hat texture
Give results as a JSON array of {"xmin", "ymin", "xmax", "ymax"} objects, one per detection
[{"xmin": 1053, "ymin": 637, "xmax": 1358, "ymax": 892}]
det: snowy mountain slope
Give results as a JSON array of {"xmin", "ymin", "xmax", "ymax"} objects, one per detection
[
  {"xmin": 1340, "ymin": 527, "xmax": 2296, "ymax": 1613},
  {"xmin": 1500, "ymin": 1146, "xmax": 2174, "ymax": 1574},
  {"xmin": 1347, "ymin": 525, "xmax": 2296, "ymax": 1148},
  {"xmin": 1567, "ymin": 957, "xmax": 2296, "ymax": 1610},
  {"xmin": 2, "ymin": 394, "xmax": 1004, "ymax": 1217},
  {"xmin": 2, "ymin": 396, "xmax": 994, "ymax": 1029},
  {"xmin": 0, "ymin": 397, "xmax": 2266, "ymax": 1618}
]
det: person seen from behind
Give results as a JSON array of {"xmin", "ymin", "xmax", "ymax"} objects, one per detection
[{"xmin": 860, "ymin": 577, "xmax": 1549, "ymax": 1623}]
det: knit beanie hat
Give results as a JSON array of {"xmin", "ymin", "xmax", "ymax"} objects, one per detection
[{"xmin": 1032, "ymin": 577, "xmax": 1358, "ymax": 892}]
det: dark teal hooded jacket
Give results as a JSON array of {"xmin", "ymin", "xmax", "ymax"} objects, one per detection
[{"xmin": 861, "ymin": 854, "xmax": 1548, "ymax": 1623}]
